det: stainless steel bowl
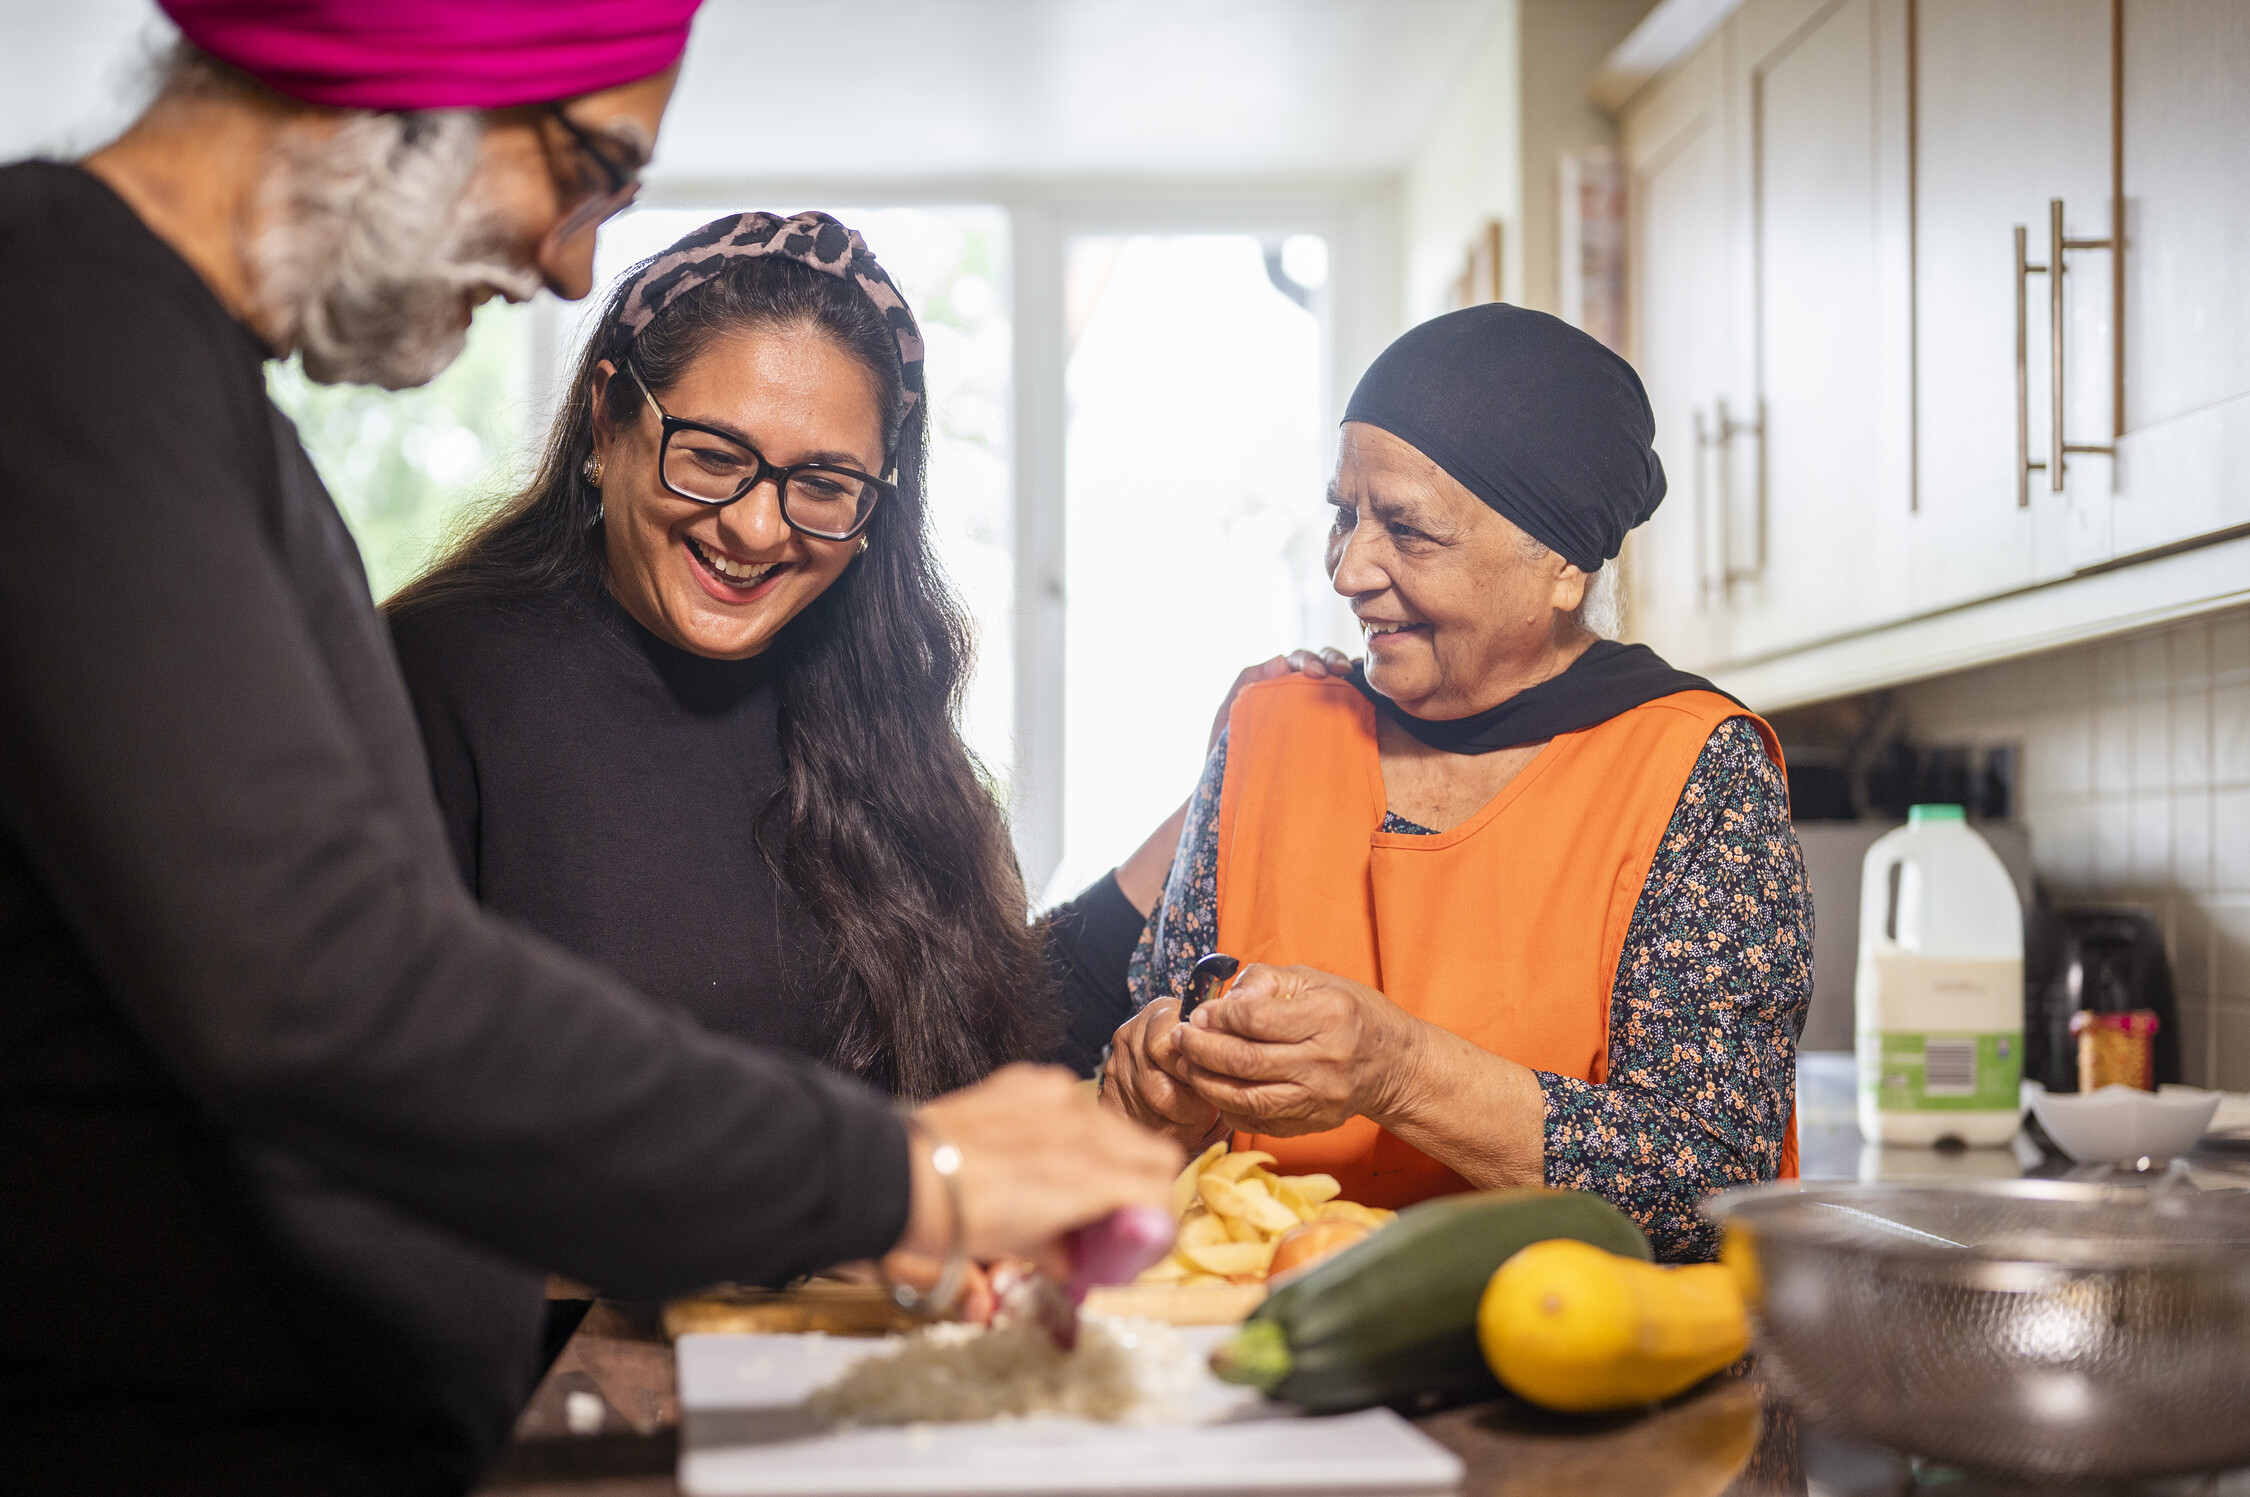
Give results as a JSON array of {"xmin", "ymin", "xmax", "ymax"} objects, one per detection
[{"xmin": 1706, "ymin": 1179, "xmax": 2250, "ymax": 1480}]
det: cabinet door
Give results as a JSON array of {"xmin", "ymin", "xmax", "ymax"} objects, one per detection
[
  {"xmin": 1725, "ymin": 0, "xmax": 1914, "ymax": 657},
  {"xmin": 1912, "ymin": 0, "xmax": 2115, "ymax": 613},
  {"xmin": 2112, "ymin": 0, "xmax": 2250, "ymax": 557},
  {"xmin": 1621, "ymin": 40, "xmax": 1734, "ymax": 671}
]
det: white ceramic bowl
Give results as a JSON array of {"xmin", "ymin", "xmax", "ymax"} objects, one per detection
[{"xmin": 2026, "ymin": 1082, "xmax": 2222, "ymax": 1162}]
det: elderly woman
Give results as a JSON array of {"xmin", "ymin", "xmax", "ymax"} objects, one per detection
[{"xmin": 1101, "ymin": 306, "xmax": 1811, "ymax": 1261}]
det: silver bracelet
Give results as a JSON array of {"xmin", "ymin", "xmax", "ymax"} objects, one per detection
[{"xmin": 887, "ymin": 1112, "xmax": 968, "ymax": 1320}]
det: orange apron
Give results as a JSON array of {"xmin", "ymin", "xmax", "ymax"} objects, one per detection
[{"xmin": 1213, "ymin": 674, "xmax": 1798, "ymax": 1207}]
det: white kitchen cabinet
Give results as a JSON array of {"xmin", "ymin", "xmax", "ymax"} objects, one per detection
[
  {"xmin": 1721, "ymin": 0, "xmax": 1914, "ymax": 656},
  {"xmin": 1910, "ymin": 0, "xmax": 2117, "ymax": 610},
  {"xmin": 1620, "ymin": 37, "xmax": 1736, "ymax": 671},
  {"xmin": 1622, "ymin": 0, "xmax": 1913, "ymax": 665},
  {"xmin": 1614, "ymin": 0, "xmax": 2250, "ymax": 698},
  {"xmin": 2112, "ymin": 0, "xmax": 2250, "ymax": 558}
]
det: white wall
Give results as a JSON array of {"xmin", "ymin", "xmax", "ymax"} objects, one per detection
[
  {"xmin": 1516, "ymin": 0, "xmax": 1656, "ymax": 316},
  {"xmin": 1399, "ymin": 0, "xmax": 1524, "ymax": 324},
  {"xmin": 0, "ymin": 0, "xmax": 169, "ymax": 161},
  {"xmin": 1894, "ymin": 606, "xmax": 2250, "ymax": 1090}
]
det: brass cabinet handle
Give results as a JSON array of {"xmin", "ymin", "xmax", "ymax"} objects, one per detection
[
  {"xmin": 2016, "ymin": 198, "xmax": 2118, "ymax": 506},
  {"xmin": 1693, "ymin": 407, "xmax": 1714, "ymax": 609},
  {"xmin": 1697, "ymin": 398, "xmax": 1766, "ymax": 599},
  {"xmin": 1722, "ymin": 397, "xmax": 1766, "ymax": 590},
  {"xmin": 2015, "ymin": 224, "xmax": 2048, "ymax": 507}
]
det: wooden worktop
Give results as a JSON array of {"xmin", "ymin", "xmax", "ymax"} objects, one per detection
[{"xmin": 475, "ymin": 1281, "xmax": 2250, "ymax": 1497}]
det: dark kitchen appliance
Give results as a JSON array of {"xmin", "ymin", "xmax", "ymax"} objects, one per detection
[{"xmin": 2027, "ymin": 908, "xmax": 2182, "ymax": 1092}]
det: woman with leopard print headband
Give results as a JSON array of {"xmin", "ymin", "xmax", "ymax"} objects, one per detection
[{"xmin": 386, "ymin": 211, "xmax": 1322, "ymax": 1105}]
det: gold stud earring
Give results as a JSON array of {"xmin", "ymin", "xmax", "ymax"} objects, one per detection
[
  {"xmin": 581, "ymin": 454, "xmax": 604, "ymax": 486},
  {"xmin": 857, "ymin": 535, "xmax": 871, "ymax": 555}
]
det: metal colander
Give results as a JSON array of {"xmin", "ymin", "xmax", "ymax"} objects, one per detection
[{"xmin": 1707, "ymin": 1179, "xmax": 2250, "ymax": 1480}]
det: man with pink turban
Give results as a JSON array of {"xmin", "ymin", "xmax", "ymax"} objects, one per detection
[{"xmin": 0, "ymin": 8, "xmax": 1178, "ymax": 1494}]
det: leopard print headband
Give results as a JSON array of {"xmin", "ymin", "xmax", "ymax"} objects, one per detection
[{"xmin": 612, "ymin": 211, "xmax": 925, "ymax": 431}]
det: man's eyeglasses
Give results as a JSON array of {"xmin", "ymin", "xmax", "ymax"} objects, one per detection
[
  {"xmin": 544, "ymin": 104, "xmax": 643, "ymax": 249},
  {"xmin": 623, "ymin": 361, "xmax": 894, "ymax": 541}
]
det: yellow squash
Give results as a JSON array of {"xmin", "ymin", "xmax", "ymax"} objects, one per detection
[{"xmin": 1476, "ymin": 1238, "xmax": 1748, "ymax": 1412}]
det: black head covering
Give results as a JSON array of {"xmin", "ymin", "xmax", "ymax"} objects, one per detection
[
  {"xmin": 1347, "ymin": 643, "xmax": 1744, "ymax": 756},
  {"xmin": 1340, "ymin": 306, "xmax": 1736, "ymax": 755},
  {"xmin": 1341, "ymin": 303, "xmax": 1664, "ymax": 572}
]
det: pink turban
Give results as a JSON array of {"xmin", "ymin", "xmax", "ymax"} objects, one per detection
[{"xmin": 156, "ymin": 0, "xmax": 702, "ymax": 111}]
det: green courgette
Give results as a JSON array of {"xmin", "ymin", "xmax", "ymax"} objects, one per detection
[{"xmin": 1210, "ymin": 1187, "xmax": 1651, "ymax": 1413}]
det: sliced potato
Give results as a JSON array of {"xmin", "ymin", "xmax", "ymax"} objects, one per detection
[
  {"xmin": 1179, "ymin": 1212, "xmax": 1231, "ymax": 1250},
  {"xmin": 1197, "ymin": 1172, "xmax": 1250, "ymax": 1221},
  {"xmin": 1160, "ymin": 1150, "xmax": 1390, "ymax": 1287},
  {"xmin": 1318, "ymin": 1200, "xmax": 1395, "ymax": 1229},
  {"xmin": 1135, "ymin": 1252, "xmax": 1190, "ymax": 1284},
  {"xmin": 1231, "ymin": 1178, "xmax": 1304, "ymax": 1236},
  {"xmin": 1271, "ymin": 1180, "xmax": 1317, "ymax": 1222},
  {"xmin": 1172, "ymin": 1140, "xmax": 1229, "ymax": 1220},
  {"xmin": 1202, "ymin": 1150, "xmax": 1277, "ymax": 1185},
  {"xmin": 1179, "ymin": 1237, "xmax": 1278, "ymax": 1277}
]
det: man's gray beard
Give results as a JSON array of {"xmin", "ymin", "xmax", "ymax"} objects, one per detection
[{"xmin": 249, "ymin": 111, "xmax": 543, "ymax": 390}]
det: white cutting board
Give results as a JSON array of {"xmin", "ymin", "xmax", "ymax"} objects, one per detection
[{"xmin": 676, "ymin": 1326, "xmax": 1465, "ymax": 1497}]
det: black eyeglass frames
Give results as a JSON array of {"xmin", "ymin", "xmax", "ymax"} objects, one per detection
[
  {"xmin": 622, "ymin": 361, "xmax": 894, "ymax": 542},
  {"xmin": 543, "ymin": 105, "xmax": 642, "ymax": 249}
]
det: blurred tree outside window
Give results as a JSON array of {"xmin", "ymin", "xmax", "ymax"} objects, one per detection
[{"xmin": 267, "ymin": 300, "xmax": 536, "ymax": 602}]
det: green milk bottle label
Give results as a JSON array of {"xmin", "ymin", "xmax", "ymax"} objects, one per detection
[
  {"xmin": 1863, "ymin": 1031, "xmax": 2022, "ymax": 1111},
  {"xmin": 1859, "ymin": 953, "xmax": 2023, "ymax": 1112}
]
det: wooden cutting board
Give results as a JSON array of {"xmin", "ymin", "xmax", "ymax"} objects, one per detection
[
  {"xmin": 668, "ymin": 1281, "xmax": 1267, "ymax": 1339},
  {"xmin": 1079, "ymin": 1282, "xmax": 1266, "ymax": 1325},
  {"xmin": 666, "ymin": 1283, "xmax": 920, "ymax": 1339}
]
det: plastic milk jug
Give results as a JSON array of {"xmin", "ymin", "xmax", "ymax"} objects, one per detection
[{"xmin": 1855, "ymin": 805, "xmax": 2024, "ymax": 1146}]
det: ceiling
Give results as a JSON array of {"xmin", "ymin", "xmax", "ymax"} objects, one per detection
[{"xmin": 1, "ymin": 0, "xmax": 1505, "ymax": 183}]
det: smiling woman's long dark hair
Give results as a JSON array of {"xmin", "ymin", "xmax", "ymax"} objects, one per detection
[{"xmin": 389, "ymin": 252, "xmax": 1057, "ymax": 1099}]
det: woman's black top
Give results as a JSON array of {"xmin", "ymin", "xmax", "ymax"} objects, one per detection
[
  {"xmin": 0, "ymin": 160, "xmax": 916, "ymax": 1494},
  {"xmin": 387, "ymin": 584, "xmax": 1142, "ymax": 1080}
]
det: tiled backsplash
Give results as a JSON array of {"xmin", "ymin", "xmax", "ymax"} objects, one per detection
[{"xmin": 1892, "ymin": 606, "xmax": 2250, "ymax": 1089}]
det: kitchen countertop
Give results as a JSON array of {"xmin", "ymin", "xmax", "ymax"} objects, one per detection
[
  {"xmin": 476, "ymin": 1061, "xmax": 2250, "ymax": 1497},
  {"xmin": 474, "ymin": 1309, "xmax": 2250, "ymax": 1497},
  {"xmin": 1795, "ymin": 1052, "xmax": 2250, "ymax": 1188},
  {"xmin": 474, "ymin": 1322, "xmax": 1808, "ymax": 1497}
]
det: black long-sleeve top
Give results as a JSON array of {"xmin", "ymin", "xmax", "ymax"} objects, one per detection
[
  {"xmin": 0, "ymin": 162, "xmax": 922, "ymax": 1493},
  {"xmin": 386, "ymin": 584, "xmax": 1142, "ymax": 1079}
]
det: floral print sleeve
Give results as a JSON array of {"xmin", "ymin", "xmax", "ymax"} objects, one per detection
[
  {"xmin": 1126, "ymin": 731, "xmax": 1229, "ymax": 1008},
  {"xmin": 1539, "ymin": 717, "xmax": 1812, "ymax": 1262},
  {"xmin": 1124, "ymin": 716, "xmax": 1813, "ymax": 1265}
]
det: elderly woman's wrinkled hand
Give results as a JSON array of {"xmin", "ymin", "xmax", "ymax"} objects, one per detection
[
  {"xmin": 1170, "ymin": 963, "xmax": 1423, "ymax": 1137},
  {"xmin": 1101, "ymin": 999, "xmax": 1228, "ymax": 1152}
]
